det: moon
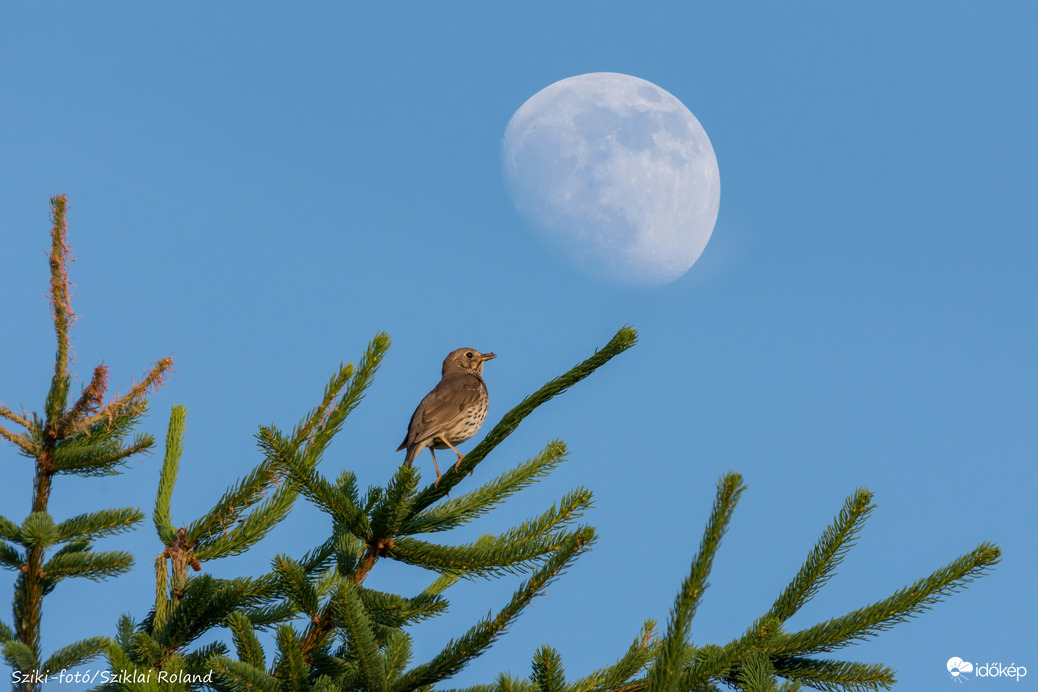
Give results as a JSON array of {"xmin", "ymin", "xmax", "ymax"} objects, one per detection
[{"xmin": 501, "ymin": 73, "xmax": 720, "ymax": 286}]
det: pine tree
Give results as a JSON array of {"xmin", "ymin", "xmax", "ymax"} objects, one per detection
[
  {"xmin": 0, "ymin": 196, "xmax": 173, "ymax": 691},
  {"xmin": 2, "ymin": 198, "xmax": 1003, "ymax": 692}
]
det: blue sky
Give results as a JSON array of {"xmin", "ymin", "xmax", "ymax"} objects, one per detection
[{"xmin": 2, "ymin": 3, "xmax": 1036, "ymax": 690}]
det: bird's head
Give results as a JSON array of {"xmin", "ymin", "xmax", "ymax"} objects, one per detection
[{"xmin": 442, "ymin": 348, "xmax": 496, "ymax": 376}]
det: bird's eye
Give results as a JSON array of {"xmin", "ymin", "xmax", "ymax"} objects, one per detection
[{"xmin": 466, "ymin": 352, "xmax": 474, "ymax": 358}]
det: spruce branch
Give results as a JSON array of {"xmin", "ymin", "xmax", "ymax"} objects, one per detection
[
  {"xmin": 401, "ymin": 441, "xmax": 568, "ymax": 535},
  {"xmin": 388, "ymin": 524, "xmax": 578, "ymax": 580},
  {"xmin": 45, "ymin": 194, "xmax": 74, "ymax": 425},
  {"xmin": 390, "ymin": 527, "xmax": 596, "ymax": 692},
  {"xmin": 303, "ymin": 332, "xmax": 391, "ymax": 462},
  {"xmin": 570, "ymin": 620, "xmax": 658, "ymax": 692},
  {"xmin": 50, "ymin": 431, "xmax": 156, "ymax": 476},
  {"xmin": 192, "ymin": 482, "xmax": 297, "ymax": 561},
  {"xmin": 370, "ymin": 465, "xmax": 420, "ymax": 540},
  {"xmin": 0, "ymin": 420, "xmax": 34, "ymax": 455},
  {"xmin": 154, "ymin": 404, "xmax": 187, "ymax": 544},
  {"xmin": 355, "ymin": 587, "xmax": 449, "ymax": 628},
  {"xmin": 0, "ymin": 515, "xmax": 21, "ymax": 542},
  {"xmin": 55, "ymin": 507, "xmax": 145, "ymax": 542},
  {"xmin": 42, "ymin": 549, "xmax": 135, "ymax": 582},
  {"xmin": 647, "ymin": 472, "xmax": 744, "ymax": 692},
  {"xmin": 0, "ymin": 544, "xmax": 23, "ymax": 572},
  {"xmin": 736, "ymin": 649, "xmax": 778, "ymax": 692},
  {"xmin": 530, "ymin": 645, "xmax": 566, "ymax": 692},
  {"xmin": 39, "ymin": 635, "xmax": 109, "ymax": 676},
  {"xmin": 73, "ymin": 357, "xmax": 174, "ymax": 435},
  {"xmin": 0, "ymin": 403, "xmax": 32, "ymax": 428},
  {"xmin": 226, "ymin": 611, "xmax": 267, "ymax": 669},
  {"xmin": 260, "ymin": 424, "xmax": 369, "ymax": 537},
  {"xmin": 383, "ymin": 630, "xmax": 414, "ymax": 685},
  {"xmin": 211, "ymin": 656, "xmax": 280, "ymax": 692},
  {"xmin": 274, "ymin": 556, "xmax": 321, "ymax": 618},
  {"xmin": 53, "ymin": 364, "xmax": 108, "ymax": 438},
  {"xmin": 767, "ymin": 489, "xmax": 874, "ymax": 624},
  {"xmin": 409, "ymin": 325, "xmax": 638, "ymax": 512},
  {"xmin": 776, "ymin": 542, "xmax": 1001, "ymax": 656},
  {"xmin": 273, "ymin": 624, "xmax": 310, "ymax": 688},
  {"xmin": 770, "ymin": 657, "xmax": 894, "ymax": 692},
  {"xmin": 334, "ymin": 579, "xmax": 386, "ymax": 692}
]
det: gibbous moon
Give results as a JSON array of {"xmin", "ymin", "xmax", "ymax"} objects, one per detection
[{"xmin": 501, "ymin": 73, "xmax": 720, "ymax": 286}]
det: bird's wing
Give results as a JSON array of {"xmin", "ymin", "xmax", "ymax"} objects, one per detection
[{"xmin": 406, "ymin": 373, "xmax": 484, "ymax": 446}]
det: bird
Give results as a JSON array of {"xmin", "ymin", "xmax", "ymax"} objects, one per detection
[{"xmin": 397, "ymin": 348, "xmax": 496, "ymax": 484}]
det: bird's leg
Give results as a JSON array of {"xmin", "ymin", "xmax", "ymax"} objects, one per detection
[
  {"xmin": 439, "ymin": 438, "xmax": 475, "ymax": 476},
  {"xmin": 439, "ymin": 438, "xmax": 467, "ymax": 471},
  {"xmin": 430, "ymin": 448, "xmax": 443, "ymax": 486}
]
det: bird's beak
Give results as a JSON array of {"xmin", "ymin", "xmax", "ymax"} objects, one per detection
[{"xmin": 481, "ymin": 352, "xmax": 497, "ymax": 362}]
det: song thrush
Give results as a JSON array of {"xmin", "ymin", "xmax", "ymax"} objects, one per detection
[{"xmin": 397, "ymin": 348, "xmax": 496, "ymax": 483}]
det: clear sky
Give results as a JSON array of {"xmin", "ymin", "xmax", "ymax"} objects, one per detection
[{"xmin": 2, "ymin": 3, "xmax": 1036, "ymax": 690}]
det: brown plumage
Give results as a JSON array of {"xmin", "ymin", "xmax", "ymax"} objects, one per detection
[{"xmin": 397, "ymin": 348, "xmax": 496, "ymax": 483}]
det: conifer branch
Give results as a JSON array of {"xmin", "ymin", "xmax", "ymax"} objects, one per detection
[
  {"xmin": 154, "ymin": 405, "xmax": 186, "ymax": 544},
  {"xmin": 776, "ymin": 542, "xmax": 1000, "ymax": 656},
  {"xmin": 292, "ymin": 362, "xmax": 355, "ymax": 447},
  {"xmin": 303, "ymin": 333, "xmax": 391, "ymax": 461},
  {"xmin": 570, "ymin": 620, "xmax": 658, "ymax": 691},
  {"xmin": 51, "ymin": 432, "xmax": 156, "ymax": 476},
  {"xmin": 226, "ymin": 611, "xmax": 267, "ymax": 669},
  {"xmin": 274, "ymin": 624, "xmax": 310, "ymax": 687},
  {"xmin": 770, "ymin": 656, "xmax": 895, "ymax": 692},
  {"xmin": 0, "ymin": 515, "xmax": 21, "ymax": 543},
  {"xmin": 647, "ymin": 472, "xmax": 744, "ymax": 692},
  {"xmin": 370, "ymin": 465, "xmax": 420, "ymax": 539},
  {"xmin": 260, "ymin": 424, "xmax": 369, "ymax": 536},
  {"xmin": 187, "ymin": 456, "xmax": 291, "ymax": 551},
  {"xmin": 45, "ymin": 195, "xmax": 74, "ymax": 425},
  {"xmin": 42, "ymin": 550, "xmax": 135, "ymax": 582},
  {"xmin": 0, "ymin": 423, "xmax": 34, "ymax": 454},
  {"xmin": 0, "ymin": 544, "xmax": 23, "ymax": 571},
  {"xmin": 55, "ymin": 507, "xmax": 145, "ymax": 542},
  {"xmin": 389, "ymin": 526, "xmax": 577, "ymax": 580},
  {"xmin": 356, "ymin": 587, "xmax": 449, "ymax": 628},
  {"xmin": 736, "ymin": 649, "xmax": 778, "ymax": 692},
  {"xmin": 390, "ymin": 527, "xmax": 596, "ymax": 692},
  {"xmin": 401, "ymin": 441, "xmax": 568, "ymax": 535},
  {"xmin": 409, "ymin": 326, "xmax": 638, "ymax": 512},
  {"xmin": 531, "ymin": 645, "xmax": 566, "ymax": 692},
  {"xmin": 193, "ymin": 483, "xmax": 297, "ymax": 561},
  {"xmin": 383, "ymin": 630, "xmax": 414, "ymax": 684},
  {"xmin": 0, "ymin": 403, "xmax": 32, "ymax": 428},
  {"xmin": 334, "ymin": 579, "xmax": 386, "ymax": 692},
  {"xmin": 39, "ymin": 636, "xmax": 109, "ymax": 676},
  {"xmin": 767, "ymin": 489, "xmax": 874, "ymax": 624},
  {"xmin": 53, "ymin": 364, "xmax": 108, "ymax": 438},
  {"xmin": 211, "ymin": 656, "xmax": 280, "ymax": 692},
  {"xmin": 274, "ymin": 556, "xmax": 321, "ymax": 618},
  {"xmin": 73, "ymin": 357, "xmax": 174, "ymax": 434}
]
